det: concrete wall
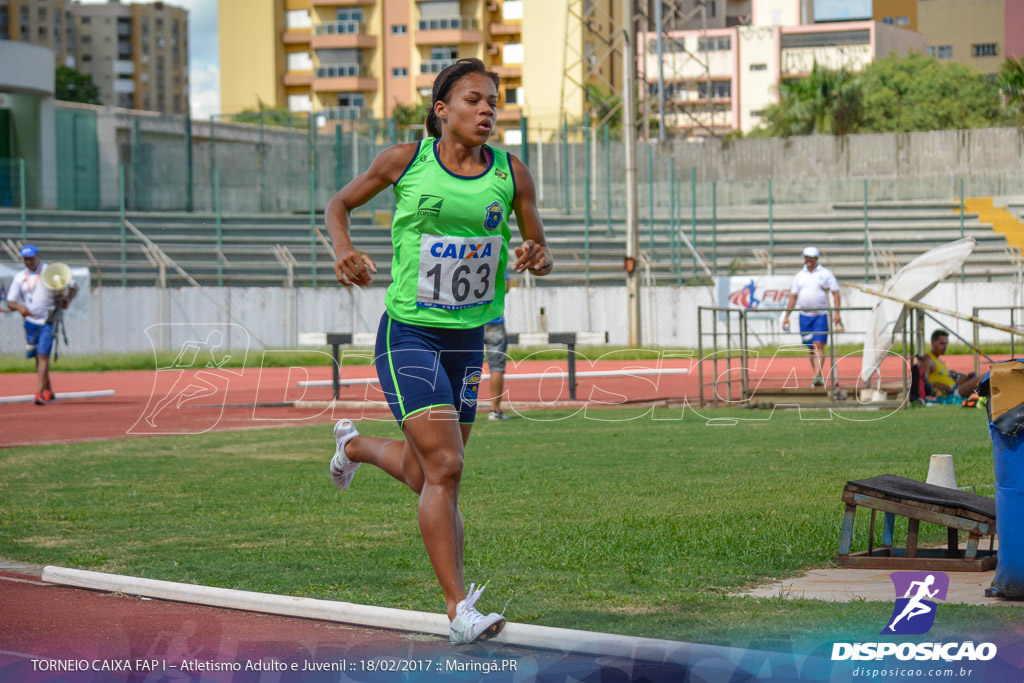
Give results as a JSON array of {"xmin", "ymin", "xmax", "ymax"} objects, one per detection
[
  {"xmin": 0, "ymin": 42, "xmax": 56, "ymax": 208},
  {"xmin": 3, "ymin": 281, "xmax": 1019, "ymax": 356}
]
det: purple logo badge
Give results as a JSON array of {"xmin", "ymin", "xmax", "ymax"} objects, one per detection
[{"xmin": 882, "ymin": 572, "xmax": 949, "ymax": 635}]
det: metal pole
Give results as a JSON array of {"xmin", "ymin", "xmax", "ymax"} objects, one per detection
[
  {"xmin": 259, "ymin": 110, "xmax": 267, "ymax": 213},
  {"xmin": 19, "ymin": 158, "xmax": 26, "ymax": 240},
  {"xmin": 584, "ymin": 115, "xmax": 591, "ymax": 287},
  {"xmin": 960, "ymin": 177, "xmax": 965, "ymax": 284},
  {"xmin": 118, "ymin": 163, "xmax": 126, "ymax": 285},
  {"xmin": 768, "ymin": 179, "xmax": 774, "ymax": 274},
  {"xmin": 334, "ymin": 125, "xmax": 344, "ymax": 195},
  {"xmin": 214, "ymin": 169, "xmax": 223, "ymax": 286},
  {"xmin": 654, "ymin": 0, "xmax": 666, "ymax": 142},
  {"xmin": 711, "ymin": 180, "xmax": 717, "ymax": 277},
  {"xmin": 604, "ymin": 123, "xmax": 611, "ymax": 233},
  {"xmin": 863, "ymin": 179, "xmax": 869, "ymax": 284},
  {"xmin": 562, "ymin": 114, "xmax": 569, "ymax": 213},
  {"xmin": 648, "ymin": 145, "xmax": 654, "ymax": 252},
  {"xmin": 184, "ymin": 114, "xmax": 194, "ymax": 212},
  {"xmin": 623, "ymin": 0, "xmax": 641, "ymax": 346},
  {"xmin": 520, "ymin": 116, "xmax": 529, "ymax": 167},
  {"xmin": 670, "ymin": 161, "xmax": 678, "ymax": 285},
  {"xmin": 691, "ymin": 167, "xmax": 697, "ymax": 275},
  {"xmin": 132, "ymin": 118, "xmax": 141, "ymax": 209},
  {"xmin": 209, "ymin": 115, "xmax": 217, "ymax": 209}
]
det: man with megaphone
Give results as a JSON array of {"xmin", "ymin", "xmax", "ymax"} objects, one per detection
[{"xmin": 5, "ymin": 244, "xmax": 78, "ymax": 405}]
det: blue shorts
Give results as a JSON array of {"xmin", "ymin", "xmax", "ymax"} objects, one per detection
[
  {"xmin": 374, "ymin": 313, "xmax": 484, "ymax": 426},
  {"xmin": 799, "ymin": 314, "xmax": 828, "ymax": 347},
  {"xmin": 24, "ymin": 320, "xmax": 54, "ymax": 358}
]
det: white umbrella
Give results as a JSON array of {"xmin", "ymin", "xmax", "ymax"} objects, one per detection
[{"xmin": 859, "ymin": 238, "xmax": 976, "ymax": 384}]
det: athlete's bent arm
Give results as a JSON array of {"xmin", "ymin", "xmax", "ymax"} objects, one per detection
[
  {"xmin": 326, "ymin": 143, "xmax": 417, "ymax": 287},
  {"xmin": 508, "ymin": 155, "xmax": 552, "ymax": 276}
]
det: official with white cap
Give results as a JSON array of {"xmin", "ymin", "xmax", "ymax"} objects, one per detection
[
  {"xmin": 781, "ymin": 246, "xmax": 841, "ymax": 387},
  {"xmin": 5, "ymin": 244, "xmax": 78, "ymax": 404}
]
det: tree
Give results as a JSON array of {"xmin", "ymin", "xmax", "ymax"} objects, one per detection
[
  {"xmin": 998, "ymin": 57, "xmax": 1024, "ymax": 124},
  {"xmin": 55, "ymin": 66, "xmax": 101, "ymax": 105},
  {"xmin": 858, "ymin": 51, "xmax": 1003, "ymax": 132},
  {"xmin": 754, "ymin": 52, "xmax": 1007, "ymax": 137},
  {"xmin": 231, "ymin": 99, "xmax": 307, "ymax": 128},
  {"xmin": 391, "ymin": 101, "xmax": 429, "ymax": 132},
  {"xmin": 758, "ymin": 62, "xmax": 862, "ymax": 137}
]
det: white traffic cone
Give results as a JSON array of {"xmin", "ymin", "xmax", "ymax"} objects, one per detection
[{"xmin": 925, "ymin": 453, "xmax": 958, "ymax": 489}]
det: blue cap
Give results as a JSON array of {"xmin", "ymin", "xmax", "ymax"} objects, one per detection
[{"xmin": 20, "ymin": 244, "xmax": 38, "ymax": 258}]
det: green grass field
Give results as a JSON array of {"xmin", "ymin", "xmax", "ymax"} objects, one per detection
[
  {"xmin": 0, "ymin": 342, "xmax": 1005, "ymax": 373},
  {"xmin": 1, "ymin": 406, "xmax": 1020, "ymax": 652}
]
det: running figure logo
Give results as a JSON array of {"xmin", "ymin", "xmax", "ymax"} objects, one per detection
[{"xmin": 883, "ymin": 572, "xmax": 949, "ymax": 635}]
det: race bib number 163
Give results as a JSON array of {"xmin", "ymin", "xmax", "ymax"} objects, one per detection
[{"xmin": 416, "ymin": 234, "xmax": 503, "ymax": 310}]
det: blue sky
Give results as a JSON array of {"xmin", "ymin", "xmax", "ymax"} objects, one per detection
[{"xmin": 77, "ymin": 0, "xmax": 220, "ymax": 118}]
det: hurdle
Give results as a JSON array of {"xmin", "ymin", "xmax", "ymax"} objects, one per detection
[
  {"xmin": 0, "ymin": 389, "xmax": 116, "ymax": 405},
  {"xmin": 299, "ymin": 331, "xmax": 683, "ymax": 401}
]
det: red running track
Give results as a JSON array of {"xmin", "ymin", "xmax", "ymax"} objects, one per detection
[{"xmin": 0, "ymin": 354, "xmax": 994, "ymax": 447}]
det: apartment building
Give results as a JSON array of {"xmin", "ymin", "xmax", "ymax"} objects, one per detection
[
  {"xmin": 71, "ymin": 1, "xmax": 189, "ymax": 114},
  {"xmin": 0, "ymin": 0, "xmax": 75, "ymax": 66},
  {"xmin": 220, "ymin": 0, "xmax": 526, "ymax": 139},
  {"xmin": 643, "ymin": 18, "xmax": 925, "ymax": 137}
]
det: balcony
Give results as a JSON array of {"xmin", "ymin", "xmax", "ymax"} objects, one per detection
[
  {"xmin": 492, "ymin": 64, "xmax": 521, "ymax": 79},
  {"xmin": 416, "ymin": 59, "xmax": 457, "ymax": 88},
  {"xmin": 312, "ymin": 0, "xmax": 373, "ymax": 4},
  {"xmin": 489, "ymin": 22, "xmax": 520, "ymax": 36},
  {"xmin": 312, "ymin": 21, "xmax": 376, "ymax": 49},
  {"xmin": 282, "ymin": 29, "xmax": 311, "ymax": 45},
  {"xmin": 496, "ymin": 107, "xmax": 522, "ymax": 123},
  {"xmin": 313, "ymin": 64, "xmax": 378, "ymax": 92},
  {"xmin": 415, "ymin": 16, "xmax": 482, "ymax": 45},
  {"xmin": 321, "ymin": 105, "xmax": 366, "ymax": 120},
  {"xmin": 283, "ymin": 71, "xmax": 313, "ymax": 86}
]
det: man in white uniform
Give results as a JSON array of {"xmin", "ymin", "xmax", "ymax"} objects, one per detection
[
  {"xmin": 6, "ymin": 244, "xmax": 78, "ymax": 404},
  {"xmin": 781, "ymin": 246, "xmax": 842, "ymax": 386}
]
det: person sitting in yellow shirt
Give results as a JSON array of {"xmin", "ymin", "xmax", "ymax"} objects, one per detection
[{"xmin": 920, "ymin": 329, "xmax": 982, "ymax": 399}]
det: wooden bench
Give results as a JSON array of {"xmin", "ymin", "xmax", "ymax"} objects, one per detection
[{"xmin": 836, "ymin": 474, "xmax": 997, "ymax": 572}]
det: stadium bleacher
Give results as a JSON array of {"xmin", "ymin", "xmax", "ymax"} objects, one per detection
[{"xmin": 0, "ymin": 199, "xmax": 1016, "ymax": 287}]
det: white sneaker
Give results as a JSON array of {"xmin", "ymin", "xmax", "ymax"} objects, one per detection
[
  {"xmin": 449, "ymin": 583, "xmax": 506, "ymax": 644},
  {"xmin": 488, "ymin": 410, "xmax": 510, "ymax": 421},
  {"xmin": 329, "ymin": 419, "xmax": 361, "ymax": 490}
]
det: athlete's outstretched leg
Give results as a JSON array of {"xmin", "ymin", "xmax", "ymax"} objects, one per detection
[{"xmin": 400, "ymin": 406, "xmax": 469, "ymax": 620}]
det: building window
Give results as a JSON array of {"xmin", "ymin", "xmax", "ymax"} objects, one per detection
[
  {"xmin": 285, "ymin": 9, "xmax": 311, "ymax": 29},
  {"xmin": 505, "ymin": 86, "xmax": 519, "ymax": 104},
  {"xmin": 392, "ymin": 67, "xmax": 408, "ymax": 77},
  {"xmin": 895, "ymin": 16, "xmax": 909, "ymax": 26},
  {"xmin": 286, "ymin": 51, "xmax": 313, "ymax": 71},
  {"xmin": 698, "ymin": 80, "xmax": 731, "ymax": 99},
  {"xmin": 391, "ymin": 24, "xmax": 407, "ymax": 35},
  {"xmin": 698, "ymin": 36, "xmax": 730, "ymax": 51},
  {"xmin": 973, "ymin": 43, "xmax": 998, "ymax": 57},
  {"xmin": 750, "ymin": 110, "xmax": 764, "ymax": 117},
  {"xmin": 81, "ymin": 16, "xmax": 90, "ymax": 24},
  {"xmin": 882, "ymin": 17, "xmax": 894, "ymax": 25},
  {"xmin": 706, "ymin": 1, "xmax": 716, "ymax": 17},
  {"xmin": 929, "ymin": 45, "xmax": 953, "ymax": 59},
  {"xmin": 338, "ymin": 94, "xmax": 365, "ymax": 107},
  {"xmin": 749, "ymin": 63, "xmax": 767, "ymax": 71},
  {"xmin": 336, "ymin": 8, "xmax": 364, "ymax": 21},
  {"xmin": 502, "ymin": 0, "xmax": 523, "ymax": 21},
  {"xmin": 502, "ymin": 42, "xmax": 523, "ymax": 64},
  {"xmin": 430, "ymin": 45, "xmax": 458, "ymax": 60}
]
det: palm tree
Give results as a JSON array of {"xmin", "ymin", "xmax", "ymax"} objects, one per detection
[
  {"xmin": 760, "ymin": 62, "xmax": 863, "ymax": 136},
  {"xmin": 998, "ymin": 57, "xmax": 1024, "ymax": 124}
]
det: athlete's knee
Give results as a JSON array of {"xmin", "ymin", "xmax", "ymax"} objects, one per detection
[{"xmin": 421, "ymin": 447, "xmax": 464, "ymax": 485}]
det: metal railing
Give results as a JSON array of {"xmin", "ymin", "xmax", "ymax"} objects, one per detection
[
  {"xmin": 315, "ymin": 64, "xmax": 363, "ymax": 78},
  {"xmin": 420, "ymin": 58, "xmax": 457, "ymax": 74},
  {"xmin": 696, "ymin": 305, "xmax": 897, "ymax": 408},
  {"xmin": 417, "ymin": 16, "xmax": 479, "ymax": 31},
  {"xmin": 316, "ymin": 20, "xmax": 364, "ymax": 35},
  {"xmin": 321, "ymin": 106, "xmax": 366, "ymax": 121}
]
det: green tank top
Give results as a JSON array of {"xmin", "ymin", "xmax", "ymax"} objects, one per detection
[{"xmin": 385, "ymin": 138, "xmax": 514, "ymax": 329}]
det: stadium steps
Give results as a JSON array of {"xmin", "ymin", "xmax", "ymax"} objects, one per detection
[
  {"xmin": 962, "ymin": 198, "xmax": 1024, "ymax": 249},
  {"xmin": 1, "ymin": 202, "xmax": 1018, "ymax": 286}
]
